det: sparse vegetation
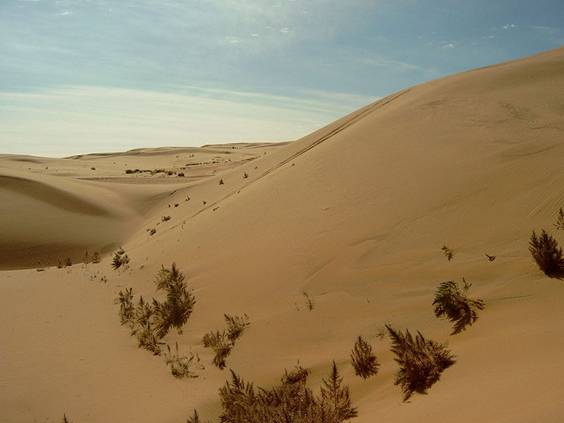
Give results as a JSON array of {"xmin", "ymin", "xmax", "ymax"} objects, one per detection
[
  {"xmin": 149, "ymin": 228, "xmax": 157, "ymax": 236},
  {"xmin": 111, "ymin": 248, "xmax": 130, "ymax": 270},
  {"xmin": 555, "ymin": 207, "xmax": 564, "ymax": 230},
  {"xmin": 225, "ymin": 313, "xmax": 250, "ymax": 342},
  {"xmin": 386, "ymin": 325, "xmax": 455, "ymax": 401},
  {"xmin": 203, "ymin": 314, "xmax": 251, "ymax": 369},
  {"xmin": 485, "ymin": 253, "xmax": 496, "ymax": 261},
  {"xmin": 303, "ymin": 291, "xmax": 315, "ymax": 311},
  {"xmin": 202, "ymin": 330, "xmax": 232, "ymax": 369},
  {"xmin": 116, "ymin": 287, "xmax": 135, "ymax": 326},
  {"xmin": 115, "ymin": 264, "xmax": 195, "ymax": 357},
  {"xmin": 219, "ymin": 178, "xmax": 224, "ymax": 185},
  {"xmin": 529, "ymin": 230, "xmax": 564, "ymax": 277},
  {"xmin": 164, "ymin": 342, "xmax": 203, "ymax": 378},
  {"xmin": 441, "ymin": 245, "xmax": 453, "ymax": 261},
  {"xmin": 152, "ymin": 263, "xmax": 196, "ymax": 338},
  {"xmin": 186, "ymin": 409, "xmax": 203, "ymax": 423},
  {"xmin": 350, "ymin": 336, "xmax": 379, "ymax": 379},
  {"xmin": 162, "ymin": 215, "xmax": 171, "ymax": 222},
  {"xmin": 92, "ymin": 251, "xmax": 101, "ymax": 263},
  {"xmin": 62, "ymin": 415, "xmax": 71, "ymax": 423},
  {"xmin": 216, "ymin": 362, "xmax": 357, "ymax": 423},
  {"xmin": 65, "ymin": 257, "xmax": 72, "ymax": 267},
  {"xmin": 243, "ymin": 172, "xmax": 248, "ymax": 179},
  {"xmin": 433, "ymin": 279, "xmax": 485, "ymax": 334}
]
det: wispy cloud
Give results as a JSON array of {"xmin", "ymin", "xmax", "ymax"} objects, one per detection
[{"xmin": 0, "ymin": 85, "xmax": 375, "ymax": 156}]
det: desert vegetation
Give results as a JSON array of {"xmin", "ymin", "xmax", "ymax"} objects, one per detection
[
  {"xmin": 529, "ymin": 229, "xmax": 564, "ymax": 277},
  {"xmin": 197, "ymin": 362, "xmax": 357, "ymax": 423},
  {"xmin": 114, "ymin": 263, "xmax": 195, "ymax": 356},
  {"xmin": 350, "ymin": 336, "xmax": 379, "ymax": 379},
  {"xmin": 111, "ymin": 248, "xmax": 130, "ymax": 270},
  {"xmin": 164, "ymin": 342, "xmax": 203, "ymax": 378},
  {"xmin": 386, "ymin": 325, "xmax": 455, "ymax": 401},
  {"xmin": 555, "ymin": 207, "xmax": 564, "ymax": 230},
  {"xmin": 433, "ymin": 279, "xmax": 485, "ymax": 334},
  {"xmin": 441, "ymin": 245, "xmax": 454, "ymax": 261},
  {"xmin": 302, "ymin": 291, "xmax": 315, "ymax": 311},
  {"xmin": 203, "ymin": 314, "xmax": 251, "ymax": 369}
]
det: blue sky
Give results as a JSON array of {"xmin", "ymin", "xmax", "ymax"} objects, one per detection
[{"xmin": 1, "ymin": 0, "xmax": 563, "ymax": 156}]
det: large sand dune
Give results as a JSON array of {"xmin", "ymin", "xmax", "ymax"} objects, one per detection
[{"xmin": 2, "ymin": 47, "xmax": 564, "ymax": 422}]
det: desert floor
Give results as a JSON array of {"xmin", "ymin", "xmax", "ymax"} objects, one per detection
[{"xmin": 2, "ymin": 47, "xmax": 564, "ymax": 422}]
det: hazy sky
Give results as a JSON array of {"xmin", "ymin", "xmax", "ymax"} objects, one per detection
[{"xmin": 1, "ymin": 0, "xmax": 563, "ymax": 156}]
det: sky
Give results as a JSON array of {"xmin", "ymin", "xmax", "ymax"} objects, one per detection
[{"xmin": 1, "ymin": 0, "xmax": 563, "ymax": 156}]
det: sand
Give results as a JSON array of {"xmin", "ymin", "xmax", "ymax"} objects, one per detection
[{"xmin": 2, "ymin": 47, "xmax": 564, "ymax": 422}]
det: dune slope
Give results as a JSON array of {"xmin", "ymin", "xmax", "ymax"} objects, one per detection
[{"xmin": 2, "ymin": 48, "xmax": 564, "ymax": 423}]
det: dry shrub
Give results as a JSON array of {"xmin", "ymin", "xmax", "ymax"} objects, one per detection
[
  {"xmin": 152, "ymin": 263, "xmax": 196, "ymax": 337},
  {"xmin": 433, "ymin": 279, "xmax": 485, "ymax": 334},
  {"xmin": 203, "ymin": 314, "xmax": 251, "ymax": 369},
  {"xmin": 350, "ymin": 336, "xmax": 379, "ymax": 379},
  {"xmin": 216, "ymin": 362, "xmax": 357, "ymax": 423},
  {"xmin": 202, "ymin": 330, "xmax": 232, "ymax": 369},
  {"xmin": 555, "ymin": 208, "xmax": 564, "ymax": 230},
  {"xmin": 164, "ymin": 342, "xmax": 203, "ymax": 378},
  {"xmin": 386, "ymin": 325, "xmax": 455, "ymax": 401},
  {"xmin": 115, "ymin": 264, "xmax": 195, "ymax": 356},
  {"xmin": 112, "ymin": 248, "xmax": 130, "ymax": 270},
  {"xmin": 441, "ymin": 245, "xmax": 453, "ymax": 261},
  {"xmin": 225, "ymin": 314, "xmax": 250, "ymax": 342},
  {"xmin": 116, "ymin": 287, "xmax": 135, "ymax": 326},
  {"xmin": 529, "ymin": 230, "xmax": 564, "ymax": 277}
]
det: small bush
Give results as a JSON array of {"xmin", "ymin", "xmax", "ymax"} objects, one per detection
[
  {"xmin": 111, "ymin": 248, "xmax": 130, "ymax": 270},
  {"xmin": 115, "ymin": 288, "xmax": 135, "ymax": 326},
  {"xmin": 177, "ymin": 172, "xmax": 185, "ymax": 177},
  {"xmin": 386, "ymin": 325, "xmax": 455, "ymax": 401},
  {"xmin": 433, "ymin": 279, "xmax": 485, "ymax": 334},
  {"xmin": 218, "ymin": 362, "xmax": 357, "ymax": 423},
  {"xmin": 92, "ymin": 251, "xmax": 101, "ymax": 263},
  {"xmin": 162, "ymin": 215, "xmax": 171, "ymax": 222},
  {"xmin": 225, "ymin": 313, "xmax": 250, "ymax": 342},
  {"xmin": 219, "ymin": 178, "xmax": 224, "ymax": 185},
  {"xmin": 202, "ymin": 330, "xmax": 232, "ymax": 369},
  {"xmin": 441, "ymin": 245, "xmax": 453, "ymax": 261},
  {"xmin": 149, "ymin": 228, "xmax": 157, "ymax": 236},
  {"xmin": 529, "ymin": 230, "xmax": 564, "ymax": 277},
  {"xmin": 135, "ymin": 321, "xmax": 164, "ymax": 356},
  {"xmin": 243, "ymin": 172, "xmax": 248, "ymax": 179},
  {"xmin": 152, "ymin": 263, "xmax": 196, "ymax": 338},
  {"xmin": 62, "ymin": 415, "xmax": 71, "ymax": 423},
  {"xmin": 65, "ymin": 257, "xmax": 72, "ymax": 267},
  {"xmin": 164, "ymin": 342, "xmax": 203, "ymax": 378},
  {"xmin": 350, "ymin": 336, "xmax": 379, "ymax": 379}
]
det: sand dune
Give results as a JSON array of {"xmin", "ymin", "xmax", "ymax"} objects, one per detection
[{"xmin": 2, "ymin": 47, "xmax": 564, "ymax": 422}]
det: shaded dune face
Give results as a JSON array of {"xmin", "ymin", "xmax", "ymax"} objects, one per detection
[{"xmin": 0, "ymin": 175, "xmax": 111, "ymax": 216}]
